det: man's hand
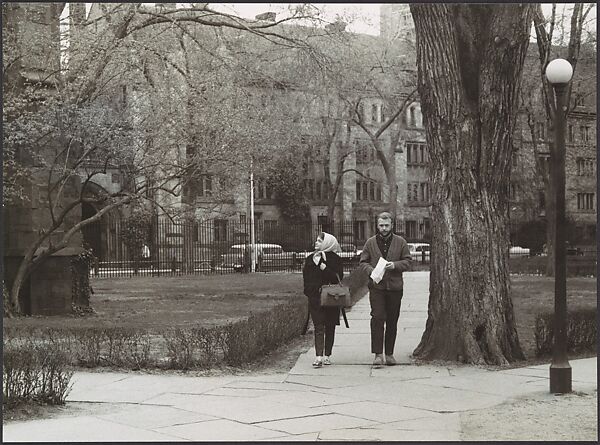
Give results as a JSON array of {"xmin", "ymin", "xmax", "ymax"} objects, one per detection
[
  {"xmin": 319, "ymin": 262, "xmax": 327, "ymax": 271},
  {"xmin": 384, "ymin": 261, "xmax": 394, "ymax": 270}
]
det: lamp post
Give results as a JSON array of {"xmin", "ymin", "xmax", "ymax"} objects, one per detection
[
  {"xmin": 249, "ymin": 158, "xmax": 256, "ymax": 273},
  {"xmin": 545, "ymin": 58, "xmax": 573, "ymax": 394}
]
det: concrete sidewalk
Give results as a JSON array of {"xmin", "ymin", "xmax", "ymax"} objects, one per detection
[{"xmin": 3, "ymin": 271, "xmax": 597, "ymax": 441}]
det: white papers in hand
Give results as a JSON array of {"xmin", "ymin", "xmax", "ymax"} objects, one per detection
[{"xmin": 370, "ymin": 257, "xmax": 388, "ymax": 284}]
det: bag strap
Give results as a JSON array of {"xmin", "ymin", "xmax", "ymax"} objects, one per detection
[{"xmin": 341, "ymin": 308, "xmax": 349, "ymax": 328}]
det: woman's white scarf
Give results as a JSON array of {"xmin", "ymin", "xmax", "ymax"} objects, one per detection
[{"xmin": 313, "ymin": 232, "xmax": 342, "ymax": 265}]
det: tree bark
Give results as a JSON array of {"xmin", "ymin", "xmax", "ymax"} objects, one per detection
[{"xmin": 410, "ymin": 4, "xmax": 533, "ymax": 364}]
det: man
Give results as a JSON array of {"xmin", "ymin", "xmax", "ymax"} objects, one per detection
[{"xmin": 359, "ymin": 212, "xmax": 412, "ymax": 367}]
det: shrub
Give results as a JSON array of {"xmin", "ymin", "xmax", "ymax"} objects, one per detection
[
  {"xmin": 534, "ymin": 308, "xmax": 597, "ymax": 356},
  {"xmin": 3, "ymin": 336, "xmax": 73, "ymax": 406},
  {"xmin": 3, "ymin": 295, "xmax": 308, "ymax": 372},
  {"xmin": 510, "ymin": 256, "xmax": 596, "ymax": 277},
  {"xmin": 222, "ymin": 299, "xmax": 307, "ymax": 366}
]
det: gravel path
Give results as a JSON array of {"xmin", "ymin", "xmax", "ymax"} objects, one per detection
[{"xmin": 460, "ymin": 389, "xmax": 598, "ymax": 441}]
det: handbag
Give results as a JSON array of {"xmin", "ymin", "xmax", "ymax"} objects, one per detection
[
  {"xmin": 319, "ymin": 277, "xmax": 351, "ymax": 328},
  {"xmin": 319, "ymin": 274, "xmax": 351, "ymax": 308}
]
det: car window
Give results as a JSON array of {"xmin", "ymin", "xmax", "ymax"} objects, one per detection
[
  {"xmin": 341, "ymin": 244, "xmax": 355, "ymax": 252},
  {"xmin": 263, "ymin": 247, "xmax": 283, "ymax": 254},
  {"xmin": 227, "ymin": 247, "xmax": 244, "ymax": 255}
]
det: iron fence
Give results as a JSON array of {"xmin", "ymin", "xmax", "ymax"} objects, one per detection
[
  {"xmin": 82, "ymin": 215, "xmax": 595, "ymax": 278},
  {"xmin": 85, "ymin": 217, "xmax": 428, "ymax": 278}
]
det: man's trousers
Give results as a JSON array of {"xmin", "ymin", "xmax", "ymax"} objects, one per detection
[{"xmin": 369, "ymin": 288, "xmax": 403, "ymax": 355}]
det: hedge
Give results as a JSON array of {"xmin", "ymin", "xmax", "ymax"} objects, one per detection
[
  {"xmin": 3, "ymin": 297, "xmax": 308, "ymax": 375},
  {"xmin": 534, "ymin": 308, "xmax": 597, "ymax": 356},
  {"xmin": 509, "ymin": 256, "xmax": 596, "ymax": 277}
]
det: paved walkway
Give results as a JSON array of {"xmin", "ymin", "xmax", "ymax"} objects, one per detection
[{"xmin": 3, "ymin": 272, "xmax": 597, "ymax": 441}]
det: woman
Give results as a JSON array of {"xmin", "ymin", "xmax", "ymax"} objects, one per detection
[{"xmin": 302, "ymin": 232, "xmax": 344, "ymax": 368}]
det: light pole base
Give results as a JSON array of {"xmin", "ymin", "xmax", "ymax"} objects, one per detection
[{"xmin": 549, "ymin": 363, "xmax": 572, "ymax": 393}]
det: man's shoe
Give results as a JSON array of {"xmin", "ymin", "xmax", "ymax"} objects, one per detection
[
  {"xmin": 372, "ymin": 354, "xmax": 384, "ymax": 367},
  {"xmin": 385, "ymin": 355, "xmax": 397, "ymax": 366}
]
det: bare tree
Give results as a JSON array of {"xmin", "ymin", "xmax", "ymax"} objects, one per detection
[{"xmin": 531, "ymin": 2, "xmax": 595, "ymax": 275}]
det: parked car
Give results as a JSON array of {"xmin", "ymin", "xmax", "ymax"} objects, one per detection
[
  {"xmin": 338, "ymin": 243, "xmax": 361, "ymax": 264},
  {"xmin": 217, "ymin": 243, "xmax": 297, "ymax": 271},
  {"xmin": 260, "ymin": 244, "xmax": 299, "ymax": 270},
  {"xmin": 407, "ymin": 243, "xmax": 430, "ymax": 262},
  {"xmin": 509, "ymin": 246, "xmax": 530, "ymax": 257}
]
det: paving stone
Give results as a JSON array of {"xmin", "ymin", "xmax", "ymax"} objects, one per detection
[
  {"xmin": 156, "ymin": 418, "xmax": 284, "ymax": 441},
  {"xmin": 260, "ymin": 389, "xmax": 357, "ymax": 408},
  {"xmin": 284, "ymin": 374, "xmax": 377, "ymax": 389},
  {"xmin": 3, "ymin": 416, "xmax": 183, "ymax": 442},
  {"xmin": 142, "ymin": 393, "xmax": 330, "ymax": 424},
  {"xmin": 254, "ymin": 413, "xmax": 376, "ymax": 435},
  {"xmin": 263, "ymin": 432, "xmax": 320, "ymax": 441},
  {"xmin": 324, "ymin": 400, "xmax": 430, "ymax": 423},
  {"xmin": 95, "ymin": 404, "xmax": 217, "ymax": 429},
  {"xmin": 324, "ymin": 380, "xmax": 506, "ymax": 412}
]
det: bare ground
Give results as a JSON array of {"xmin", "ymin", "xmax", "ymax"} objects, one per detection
[{"xmin": 460, "ymin": 389, "xmax": 598, "ymax": 441}]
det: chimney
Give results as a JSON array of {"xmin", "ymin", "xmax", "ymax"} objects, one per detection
[
  {"xmin": 156, "ymin": 3, "xmax": 176, "ymax": 11},
  {"xmin": 255, "ymin": 12, "xmax": 276, "ymax": 22}
]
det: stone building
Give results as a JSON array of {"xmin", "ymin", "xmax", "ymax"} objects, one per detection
[{"xmin": 3, "ymin": 3, "xmax": 86, "ymax": 314}]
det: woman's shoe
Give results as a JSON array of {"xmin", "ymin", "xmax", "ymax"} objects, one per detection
[
  {"xmin": 323, "ymin": 356, "xmax": 331, "ymax": 365},
  {"xmin": 312, "ymin": 358, "xmax": 323, "ymax": 368}
]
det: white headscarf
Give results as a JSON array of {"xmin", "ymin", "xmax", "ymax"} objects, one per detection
[{"xmin": 313, "ymin": 232, "xmax": 341, "ymax": 265}]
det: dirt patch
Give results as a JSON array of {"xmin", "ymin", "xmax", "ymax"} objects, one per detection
[{"xmin": 460, "ymin": 389, "xmax": 598, "ymax": 441}]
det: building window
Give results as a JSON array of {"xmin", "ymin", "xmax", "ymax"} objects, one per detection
[
  {"xmin": 304, "ymin": 179, "xmax": 315, "ymax": 199},
  {"xmin": 315, "ymin": 181, "xmax": 330, "ymax": 201},
  {"xmin": 214, "ymin": 219, "xmax": 228, "ymax": 242},
  {"xmin": 265, "ymin": 220, "xmax": 277, "ymax": 231},
  {"xmin": 239, "ymin": 214, "xmax": 246, "ymax": 225},
  {"xmin": 406, "ymin": 142, "xmax": 428, "ymax": 166},
  {"xmin": 356, "ymin": 180, "xmax": 382, "ymax": 201},
  {"xmin": 408, "ymin": 182, "xmax": 430, "ymax": 203},
  {"xmin": 576, "ymin": 158, "xmax": 595, "ymax": 176},
  {"xmin": 568, "ymin": 125, "xmax": 574, "ymax": 142},
  {"xmin": 535, "ymin": 122, "xmax": 545, "ymax": 140},
  {"xmin": 537, "ymin": 154, "xmax": 550, "ymax": 177},
  {"xmin": 405, "ymin": 220, "xmax": 417, "ymax": 239},
  {"xmin": 539, "ymin": 191, "xmax": 546, "ymax": 210},
  {"xmin": 353, "ymin": 220, "xmax": 366, "ymax": 241},
  {"xmin": 577, "ymin": 193, "xmax": 595, "ymax": 211},
  {"xmin": 580, "ymin": 125, "xmax": 590, "ymax": 142},
  {"xmin": 111, "ymin": 173, "xmax": 121, "ymax": 183},
  {"xmin": 199, "ymin": 174, "xmax": 212, "ymax": 197},
  {"xmin": 371, "ymin": 104, "xmax": 378, "ymax": 123}
]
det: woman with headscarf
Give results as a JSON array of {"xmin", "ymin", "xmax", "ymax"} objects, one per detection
[{"xmin": 302, "ymin": 232, "xmax": 344, "ymax": 367}]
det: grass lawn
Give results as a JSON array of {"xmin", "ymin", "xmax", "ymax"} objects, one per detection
[
  {"xmin": 3, "ymin": 272, "xmax": 596, "ymax": 361},
  {"xmin": 510, "ymin": 275, "xmax": 597, "ymax": 359}
]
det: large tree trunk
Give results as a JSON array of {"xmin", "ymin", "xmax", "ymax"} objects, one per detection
[{"xmin": 410, "ymin": 4, "xmax": 533, "ymax": 364}]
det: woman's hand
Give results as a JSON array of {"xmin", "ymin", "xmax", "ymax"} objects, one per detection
[{"xmin": 319, "ymin": 262, "xmax": 326, "ymax": 271}]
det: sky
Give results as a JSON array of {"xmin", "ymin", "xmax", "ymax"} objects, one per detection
[{"xmin": 209, "ymin": 3, "xmax": 382, "ymax": 35}]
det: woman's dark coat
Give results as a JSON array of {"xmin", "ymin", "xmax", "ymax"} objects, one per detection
[{"xmin": 302, "ymin": 252, "xmax": 344, "ymax": 326}]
